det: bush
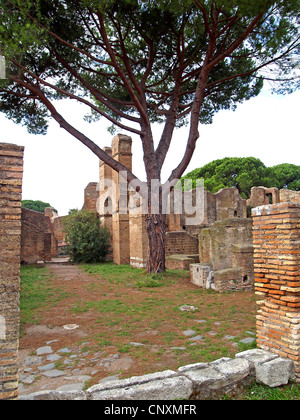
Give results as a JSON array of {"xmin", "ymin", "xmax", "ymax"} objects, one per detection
[{"xmin": 63, "ymin": 210, "xmax": 111, "ymax": 263}]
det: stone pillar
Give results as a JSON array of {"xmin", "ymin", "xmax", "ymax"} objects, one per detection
[
  {"xmin": 111, "ymin": 135, "xmax": 132, "ymax": 265},
  {"xmin": 98, "ymin": 147, "xmax": 113, "ymax": 245},
  {"xmin": 0, "ymin": 143, "xmax": 24, "ymax": 400},
  {"xmin": 129, "ymin": 205, "xmax": 148, "ymax": 268},
  {"xmin": 252, "ymin": 203, "xmax": 300, "ymax": 382}
]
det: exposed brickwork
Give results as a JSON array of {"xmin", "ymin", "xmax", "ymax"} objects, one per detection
[
  {"xmin": 21, "ymin": 208, "xmax": 58, "ymax": 263},
  {"xmin": 82, "ymin": 182, "xmax": 99, "ymax": 213},
  {"xmin": 111, "ymin": 135, "xmax": 132, "ymax": 265},
  {"xmin": 165, "ymin": 231, "xmax": 198, "ymax": 256},
  {"xmin": 0, "ymin": 143, "xmax": 24, "ymax": 400},
  {"xmin": 252, "ymin": 203, "xmax": 300, "ymax": 382}
]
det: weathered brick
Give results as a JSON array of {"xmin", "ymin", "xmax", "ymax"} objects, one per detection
[
  {"xmin": 252, "ymin": 202, "xmax": 300, "ymax": 382},
  {"xmin": 0, "ymin": 143, "xmax": 24, "ymax": 401}
]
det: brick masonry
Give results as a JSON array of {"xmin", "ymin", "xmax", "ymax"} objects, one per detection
[
  {"xmin": 252, "ymin": 203, "xmax": 300, "ymax": 382},
  {"xmin": 0, "ymin": 143, "xmax": 24, "ymax": 400}
]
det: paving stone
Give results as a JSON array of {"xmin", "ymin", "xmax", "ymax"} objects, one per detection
[
  {"xmin": 23, "ymin": 356, "xmax": 44, "ymax": 366},
  {"xmin": 38, "ymin": 363, "xmax": 55, "ymax": 371},
  {"xmin": 58, "ymin": 347, "xmax": 71, "ymax": 353},
  {"xmin": 98, "ymin": 375, "xmax": 120, "ymax": 384},
  {"xmin": 239, "ymin": 337, "xmax": 255, "ymax": 345},
  {"xmin": 170, "ymin": 347, "xmax": 186, "ymax": 350},
  {"xmin": 188, "ymin": 335, "xmax": 203, "ymax": 341},
  {"xmin": 19, "ymin": 374, "xmax": 36, "ymax": 384},
  {"xmin": 183, "ymin": 329, "xmax": 196, "ymax": 337},
  {"xmin": 36, "ymin": 346, "xmax": 53, "ymax": 356},
  {"xmin": 46, "ymin": 354, "xmax": 61, "ymax": 362},
  {"xmin": 42, "ymin": 369, "xmax": 65, "ymax": 378},
  {"xmin": 56, "ymin": 383, "xmax": 85, "ymax": 392}
]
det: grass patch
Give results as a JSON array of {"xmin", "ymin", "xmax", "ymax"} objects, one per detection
[
  {"xmin": 222, "ymin": 382, "xmax": 300, "ymax": 400},
  {"xmin": 20, "ymin": 265, "xmax": 68, "ymax": 334},
  {"xmin": 80, "ymin": 262, "xmax": 186, "ymax": 288},
  {"xmin": 71, "ymin": 298, "xmax": 132, "ymax": 315}
]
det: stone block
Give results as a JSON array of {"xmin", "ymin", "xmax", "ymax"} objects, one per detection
[
  {"xmin": 182, "ymin": 358, "xmax": 250, "ymax": 389},
  {"xmin": 86, "ymin": 370, "xmax": 193, "ymax": 400},
  {"xmin": 189, "ymin": 263, "xmax": 214, "ymax": 289},
  {"xmin": 236, "ymin": 349, "xmax": 295, "ymax": 386},
  {"xmin": 255, "ymin": 358, "xmax": 295, "ymax": 388}
]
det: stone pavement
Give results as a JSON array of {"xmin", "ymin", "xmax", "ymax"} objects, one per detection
[
  {"xmin": 18, "ymin": 323, "xmax": 256, "ymax": 397},
  {"xmin": 19, "ymin": 349, "xmax": 295, "ymax": 400},
  {"xmin": 18, "ymin": 339, "xmax": 127, "ymax": 396}
]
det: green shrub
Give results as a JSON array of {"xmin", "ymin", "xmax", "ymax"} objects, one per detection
[{"xmin": 63, "ymin": 210, "xmax": 111, "ymax": 263}]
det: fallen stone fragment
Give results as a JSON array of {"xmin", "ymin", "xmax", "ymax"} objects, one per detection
[
  {"xmin": 236, "ymin": 348, "xmax": 295, "ymax": 387},
  {"xmin": 179, "ymin": 305, "xmax": 198, "ymax": 312}
]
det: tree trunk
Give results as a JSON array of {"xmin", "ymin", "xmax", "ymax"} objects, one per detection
[{"xmin": 146, "ymin": 212, "xmax": 166, "ymax": 274}]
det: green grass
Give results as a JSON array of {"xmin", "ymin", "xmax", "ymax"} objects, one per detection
[
  {"xmin": 223, "ymin": 382, "xmax": 300, "ymax": 400},
  {"xmin": 20, "ymin": 265, "xmax": 69, "ymax": 334},
  {"xmin": 80, "ymin": 262, "xmax": 186, "ymax": 288},
  {"xmin": 19, "ymin": 262, "xmax": 299, "ymax": 400}
]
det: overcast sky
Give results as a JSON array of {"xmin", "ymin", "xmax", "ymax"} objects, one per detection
[{"xmin": 0, "ymin": 88, "xmax": 299, "ymax": 216}]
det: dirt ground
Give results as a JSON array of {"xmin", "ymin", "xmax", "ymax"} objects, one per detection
[{"xmin": 18, "ymin": 262, "xmax": 258, "ymax": 395}]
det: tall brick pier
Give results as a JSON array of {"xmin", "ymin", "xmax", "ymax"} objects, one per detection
[
  {"xmin": 0, "ymin": 143, "xmax": 24, "ymax": 400},
  {"xmin": 252, "ymin": 203, "xmax": 300, "ymax": 382}
]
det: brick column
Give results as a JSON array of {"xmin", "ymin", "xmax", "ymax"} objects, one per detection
[
  {"xmin": 0, "ymin": 143, "xmax": 24, "ymax": 400},
  {"xmin": 111, "ymin": 135, "xmax": 132, "ymax": 265},
  {"xmin": 252, "ymin": 203, "xmax": 300, "ymax": 382}
]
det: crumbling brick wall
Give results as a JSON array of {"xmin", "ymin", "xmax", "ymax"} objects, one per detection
[
  {"xmin": 20, "ymin": 208, "xmax": 58, "ymax": 263},
  {"xmin": 252, "ymin": 203, "xmax": 300, "ymax": 382},
  {"xmin": 82, "ymin": 182, "xmax": 99, "ymax": 213},
  {"xmin": 0, "ymin": 142, "xmax": 24, "ymax": 400}
]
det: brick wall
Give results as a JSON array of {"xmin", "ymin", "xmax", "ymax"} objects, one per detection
[
  {"xmin": 165, "ymin": 231, "xmax": 199, "ymax": 256},
  {"xmin": 21, "ymin": 208, "xmax": 58, "ymax": 263},
  {"xmin": 0, "ymin": 143, "xmax": 24, "ymax": 400},
  {"xmin": 252, "ymin": 203, "xmax": 300, "ymax": 382},
  {"xmin": 82, "ymin": 182, "xmax": 99, "ymax": 212}
]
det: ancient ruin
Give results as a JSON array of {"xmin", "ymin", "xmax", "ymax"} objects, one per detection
[
  {"xmin": 0, "ymin": 139, "xmax": 299, "ymax": 400},
  {"xmin": 0, "ymin": 143, "xmax": 24, "ymax": 400},
  {"xmin": 18, "ymin": 134, "xmax": 300, "ymax": 294}
]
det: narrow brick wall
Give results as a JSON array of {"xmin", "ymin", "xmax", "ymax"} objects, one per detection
[
  {"xmin": 252, "ymin": 203, "xmax": 300, "ymax": 382},
  {"xmin": 0, "ymin": 143, "xmax": 24, "ymax": 400}
]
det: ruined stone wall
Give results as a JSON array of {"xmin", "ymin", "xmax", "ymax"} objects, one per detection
[
  {"xmin": 20, "ymin": 208, "xmax": 58, "ymax": 263},
  {"xmin": 252, "ymin": 203, "xmax": 300, "ymax": 381},
  {"xmin": 111, "ymin": 135, "xmax": 132, "ymax": 265},
  {"xmin": 82, "ymin": 182, "xmax": 99, "ymax": 213},
  {"xmin": 52, "ymin": 216, "xmax": 67, "ymax": 244},
  {"xmin": 182, "ymin": 187, "xmax": 247, "ymax": 237},
  {"xmin": 196, "ymin": 218, "xmax": 254, "ymax": 292},
  {"xmin": 280, "ymin": 189, "xmax": 300, "ymax": 204},
  {"xmin": 165, "ymin": 231, "xmax": 199, "ymax": 257},
  {"xmin": 0, "ymin": 142, "xmax": 24, "ymax": 400}
]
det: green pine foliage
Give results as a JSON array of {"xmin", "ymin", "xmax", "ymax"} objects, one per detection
[
  {"xmin": 182, "ymin": 157, "xmax": 300, "ymax": 198},
  {"xmin": 21, "ymin": 199, "xmax": 57, "ymax": 213}
]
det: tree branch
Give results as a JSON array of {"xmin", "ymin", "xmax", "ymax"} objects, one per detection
[{"xmin": 9, "ymin": 75, "xmax": 139, "ymax": 183}]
